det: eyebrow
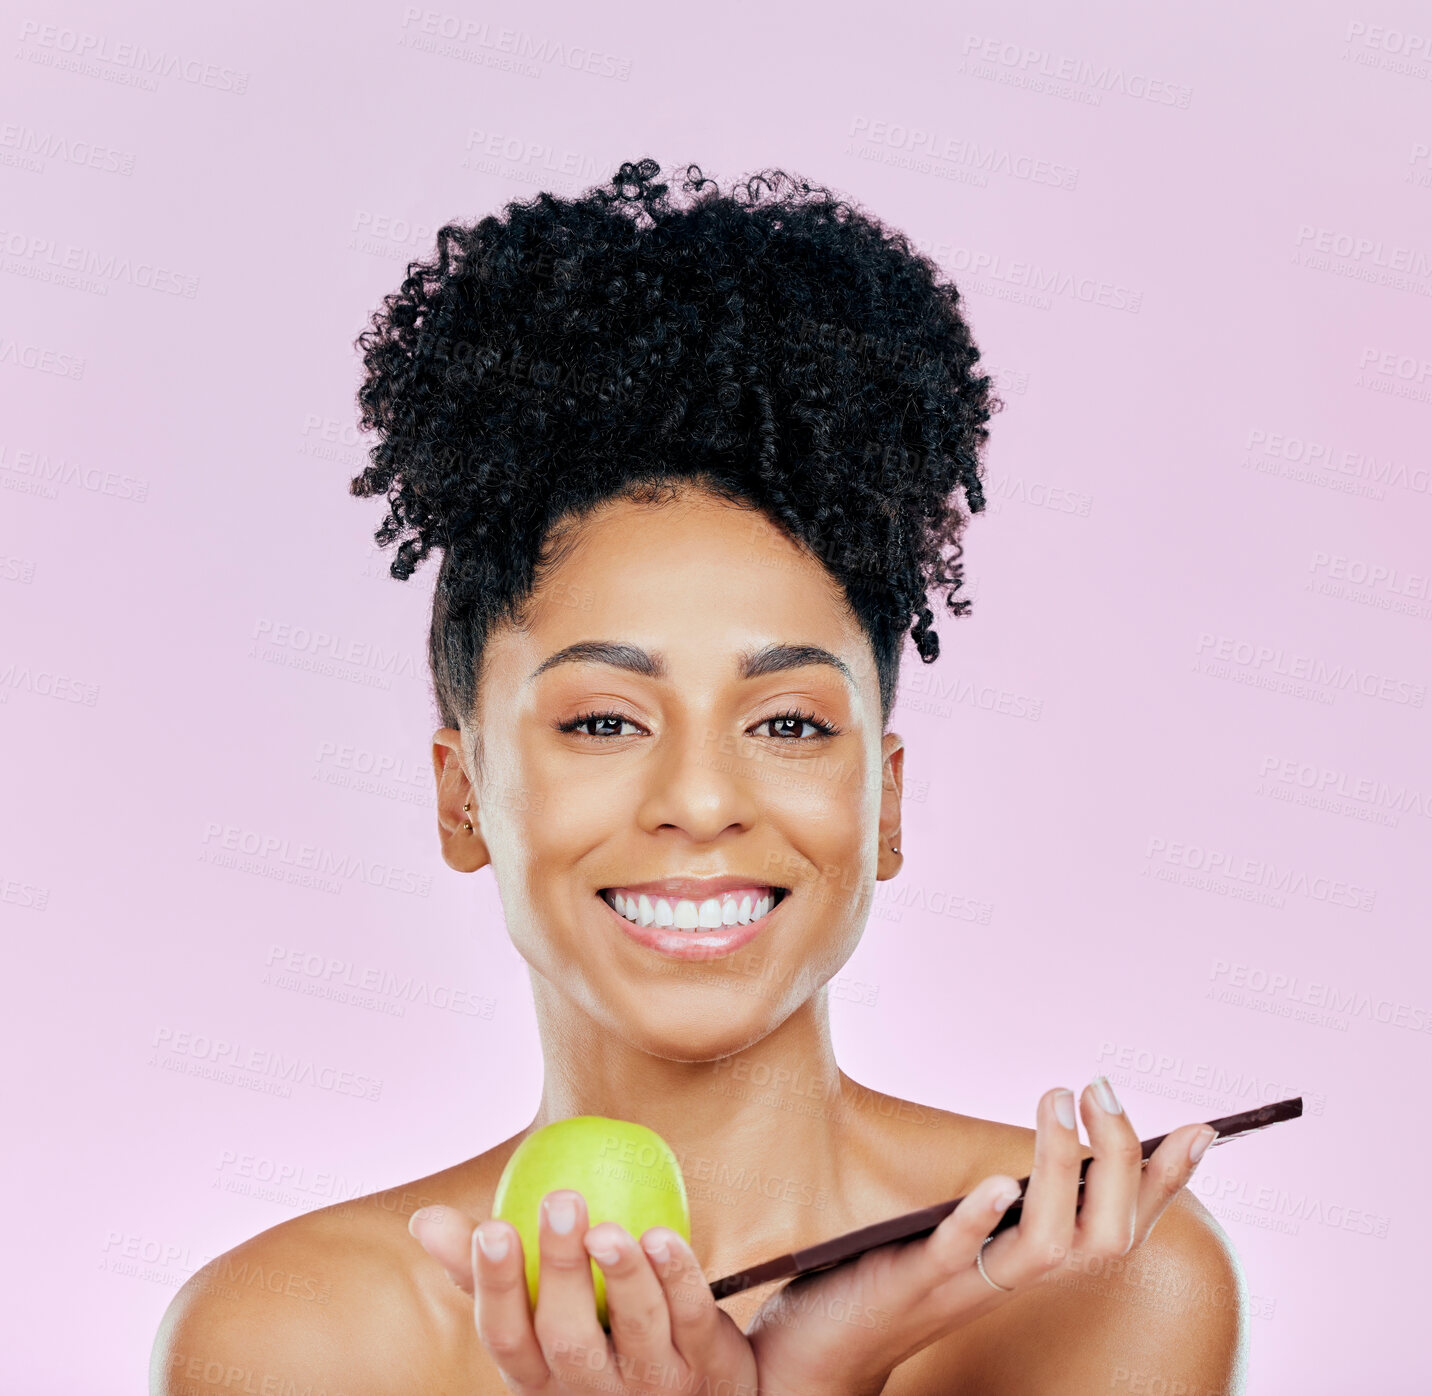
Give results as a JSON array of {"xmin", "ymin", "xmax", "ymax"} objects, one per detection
[{"xmin": 526, "ymin": 640, "xmax": 855, "ymax": 689}]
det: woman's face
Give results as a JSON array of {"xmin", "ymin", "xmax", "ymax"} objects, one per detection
[{"xmin": 436, "ymin": 488, "xmax": 904, "ymax": 1061}]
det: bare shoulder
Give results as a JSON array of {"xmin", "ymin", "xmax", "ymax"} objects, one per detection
[
  {"xmin": 149, "ymin": 1149, "xmax": 517, "ymax": 1396},
  {"xmin": 875, "ymin": 1110, "xmax": 1248, "ymax": 1396},
  {"xmin": 987, "ymin": 1186, "xmax": 1249, "ymax": 1395},
  {"xmin": 150, "ymin": 1197, "xmax": 438, "ymax": 1396}
]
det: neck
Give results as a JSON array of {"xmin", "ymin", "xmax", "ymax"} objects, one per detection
[{"xmin": 524, "ymin": 972, "xmax": 862, "ymax": 1278}]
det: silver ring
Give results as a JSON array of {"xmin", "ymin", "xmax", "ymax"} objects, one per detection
[{"xmin": 976, "ymin": 1236, "xmax": 1014, "ymax": 1293}]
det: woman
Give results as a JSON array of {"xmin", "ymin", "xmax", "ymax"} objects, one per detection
[{"xmin": 152, "ymin": 158, "xmax": 1243, "ymax": 1395}]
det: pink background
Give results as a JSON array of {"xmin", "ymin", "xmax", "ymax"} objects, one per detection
[{"xmin": 3, "ymin": 1, "xmax": 1429, "ymax": 1390}]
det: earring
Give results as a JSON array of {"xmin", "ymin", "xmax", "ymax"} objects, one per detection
[
  {"xmin": 463, "ymin": 798, "xmax": 473, "ymax": 834},
  {"xmin": 891, "ymin": 842, "xmax": 900, "ymax": 855}
]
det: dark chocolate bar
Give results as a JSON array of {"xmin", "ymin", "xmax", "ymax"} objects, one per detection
[{"xmin": 708, "ymin": 1095, "xmax": 1302, "ymax": 1300}]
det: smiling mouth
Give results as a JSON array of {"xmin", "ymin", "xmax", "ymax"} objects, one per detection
[{"xmin": 598, "ymin": 886, "xmax": 788, "ymax": 933}]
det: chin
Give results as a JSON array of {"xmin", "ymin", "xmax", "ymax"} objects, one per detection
[{"xmin": 601, "ymin": 987, "xmax": 803, "ymax": 1065}]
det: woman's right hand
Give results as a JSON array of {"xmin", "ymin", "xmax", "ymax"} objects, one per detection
[{"xmin": 409, "ymin": 1187, "xmax": 763, "ymax": 1394}]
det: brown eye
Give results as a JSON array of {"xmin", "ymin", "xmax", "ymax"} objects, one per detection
[
  {"xmin": 556, "ymin": 710, "xmax": 643, "ymax": 738},
  {"xmin": 754, "ymin": 709, "xmax": 839, "ymax": 740}
]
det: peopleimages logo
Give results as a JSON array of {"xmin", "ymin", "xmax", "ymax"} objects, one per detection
[
  {"xmin": 1094, "ymin": 1041, "xmax": 1325, "ymax": 1116},
  {"xmin": 1188, "ymin": 1168, "xmax": 1391, "ymax": 1240},
  {"xmin": 396, "ymin": 8, "xmax": 632, "ymax": 81},
  {"xmin": 1145, "ymin": 836, "xmax": 1376, "ymax": 913},
  {"xmin": 0, "ymin": 868, "xmax": 50, "ymax": 911},
  {"xmin": 249, "ymin": 618, "xmax": 421, "ymax": 687},
  {"xmin": 0, "ymin": 337, "xmax": 85, "ymax": 380},
  {"xmin": 909, "ymin": 234, "xmax": 1144, "ymax": 313},
  {"xmin": 958, "ymin": 34, "xmax": 1193, "ymax": 108},
  {"xmin": 1342, "ymin": 20, "xmax": 1432, "ymax": 67},
  {"xmin": 461, "ymin": 131, "xmax": 604, "ymax": 181},
  {"xmin": 149, "ymin": 1026, "xmax": 383, "ymax": 1101},
  {"xmin": 1193, "ymin": 632, "xmax": 1425, "ymax": 707},
  {"xmin": 1209, "ymin": 960, "xmax": 1432, "ymax": 1036},
  {"xmin": 1242, "ymin": 426, "xmax": 1430, "ymax": 500},
  {"xmin": 1295, "ymin": 224, "xmax": 1432, "ymax": 274},
  {"xmin": 16, "ymin": 20, "xmax": 249, "ymax": 93},
  {"xmin": 0, "ymin": 656, "xmax": 100, "ymax": 707},
  {"xmin": 902, "ymin": 665, "xmax": 1045, "ymax": 722},
  {"xmin": 846, "ymin": 116, "xmax": 1079, "ymax": 190},
  {"xmin": 199, "ymin": 822, "xmax": 433, "ymax": 898},
  {"xmin": 0, "ymin": 226, "xmax": 200, "ymax": 297},
  {"xmin": 263, "ymin": 945, "xmax": 494, "ymax": 1018},
  {"xmin": 1256, "ymin": 754, "xmax": 1432, "ymax": 825},
  {"xmin": 0, "ymin": 441, "xmax": 148, "ymax": 500},
  {"xmin": 0, "ymin": 121, "xmax": 136, "ymax": 175}
]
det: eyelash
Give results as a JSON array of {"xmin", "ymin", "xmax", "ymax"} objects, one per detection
[{"xmin": 555, "ymin": 706, "xmax": 841, "ymax": 742}]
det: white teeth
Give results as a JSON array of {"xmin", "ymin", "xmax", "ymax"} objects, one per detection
[{"xmin": 603, "ymin": 888, "xmax": 781, "ymax": 933}]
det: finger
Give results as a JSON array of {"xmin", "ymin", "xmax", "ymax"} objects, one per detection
[
  {"xmin": 470, "ymin": 1219, "xmax": 552, "ymax": 1393},
  {"xmin": 1133, "ymin": 1121, "xmax": 1217, "ymax": 1242},
  {"xmin": 983, "ymin": 1087, "xmax": 1083, "ymax": 1286},
  {"xmin": 914, "ymin": 1173, "xmax": 1026, "ymax": 1291},
  {"xmin": 408, "ymin": 1205, "xmax": 477, "ymax": 1294},
  {"xmin": 1072, "ymin": 1076, "xmax": 1143, "ymax": 1259},
  {"xmin": 532, "ymin": 1190, "xmax": 612, "ymax": 1383},
  {"xmin": 641, "ymin": 1227, "xmax": 732, "ymax": 1373},
  {"xmin": 583, "ymin": 1222, "xmax": 677, "ymax": 1387}
]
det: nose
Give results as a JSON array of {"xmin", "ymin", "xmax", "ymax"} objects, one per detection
[{"xmin": 634, "ymin": 719, "xmax": 760, "ymax": 842}]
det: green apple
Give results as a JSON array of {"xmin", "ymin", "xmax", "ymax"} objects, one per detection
[{"xmin": 492, "ymin": 1115, "xmax": 691, "ymax": 1329}]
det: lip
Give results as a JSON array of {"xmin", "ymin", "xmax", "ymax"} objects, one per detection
[
  {"xmin": 600, "ymin": 875, "xmax": 788, "ymax": 900},
  {"xmin": 597, "ymin": 887, "xmax": 787, "ymax": 961}
]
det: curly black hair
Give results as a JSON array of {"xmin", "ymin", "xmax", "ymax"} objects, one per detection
[{"xmin": 351, "ymin": 157, "xmax": 999, "ymax": 761}]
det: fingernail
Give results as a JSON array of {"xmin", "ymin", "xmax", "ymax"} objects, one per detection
[
  {"xmin": 408, "ymin": 1206, "xmax": 439, "ymax": 1238},
  {"xmin": 585, "ymin": 1234, "xmax": 622, "ymax": 1266},
  {"xmin": 993, "ymin": 1185, "xmax": 1021, "ymax": 1214},
  {"xmin": 476, "ymin": 1223, "xmax": 509, "ymax": 1262},
  {"xmin": 546, "ymin": 1194, "xmax": 577, "ymax": 1235},
  {"xmin": 1188, "ymin": 1127, "xmax": 1216, "ymax": 1165},
  {"xmin": 1092, "ymin": 1076, "xmax": 1122, "ymax": 1115},
  {"xmin": 1054, "ymin": 1090, "xmax": 1076, "ymax": 1130},
  {"xmin": 641, "ymin": 1232, "xmax": 671, "ymax": 1265}
]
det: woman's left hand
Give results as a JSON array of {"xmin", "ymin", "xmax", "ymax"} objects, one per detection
[
  {"xmin": 409, "ymin": 1190, "xmax": 760, "ymax": 1394},
  {"xmin": 744, "ymin": 1082, "xmax": 1215, "ymax": 1396}
]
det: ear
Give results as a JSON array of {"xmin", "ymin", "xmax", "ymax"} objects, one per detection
[
  {"xmin": 876, "ymin": 731, "xmax": 904, "ymax": 882},
  {"xmin": 432, "ymin": 728, "xmax": 492, "ymax": 874}
]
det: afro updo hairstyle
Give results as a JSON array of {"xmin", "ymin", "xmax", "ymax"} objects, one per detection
[{"xmin": 351, "ymin": 157, "xmax": 1000, "ymax": 779}]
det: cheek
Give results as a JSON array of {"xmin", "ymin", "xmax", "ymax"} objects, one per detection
[
  {"xmin": 503, "ymin": 779, "xmax": 622, "ymax": 928},
  {"xmin": 527, "ymin": 775, "xmax": 623, "ymax": 854},
  {"xmin": 766, "ymin": 804, "xmax": 874, "ymax": 931},
  {"xmin": 776, "ymin": 765, "xmax": 873, "ymax": 853},
  {"xmin": 504, "ymin": 743, "xmax": 619, "ymax": 852}
]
